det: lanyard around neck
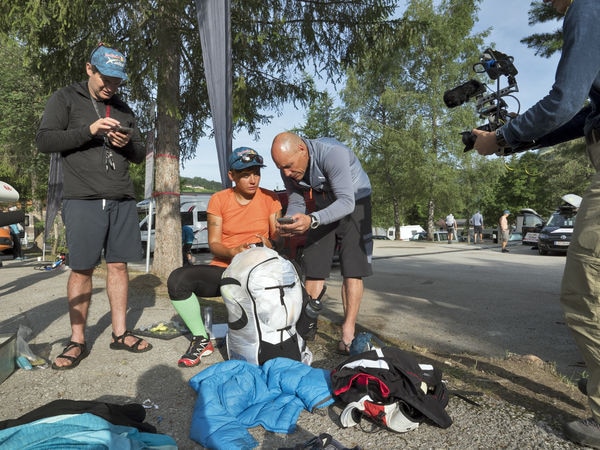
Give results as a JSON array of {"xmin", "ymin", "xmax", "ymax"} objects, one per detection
[{"xmin": 91, "ymin": 98, "xmax": 110, "ymax": 119}]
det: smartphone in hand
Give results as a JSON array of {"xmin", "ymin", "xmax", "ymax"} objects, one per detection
[
  {"xmin": 113, "ymin": 126, "xmax": 133, "ymax": 135},
  {"xmin": 277, "ymin": 216, "xmax": 295, "ymax": 224}
]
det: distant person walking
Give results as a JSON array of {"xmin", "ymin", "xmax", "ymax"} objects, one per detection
[
  {"xmin": 8, "ymin": 222, "xmax": 23, "ymax": 259},
  {"xmin": 499, "ymin": 210, "xmax": 510, "ymax": 253},
  {"xmin": 445, "ymin": 213, "xmax": 457, "ymax": 244},
  {"xmin": 471, "ymin": 211, "xmax": 484, "ymax": 244}
]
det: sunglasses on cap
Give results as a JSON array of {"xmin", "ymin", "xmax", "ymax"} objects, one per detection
[{"xmin": 233, "ymin": 153, "xmax": 264, "ymax": 165}]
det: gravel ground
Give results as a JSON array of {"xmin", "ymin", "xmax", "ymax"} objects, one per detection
[{"xmin": 0, "ymin": 258, "xmax": 591, "ymax": 449}]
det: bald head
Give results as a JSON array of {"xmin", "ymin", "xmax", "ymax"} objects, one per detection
[
  {"xmin": 271, "ymin": 132, "xmax": 303, "ymax": 159},
  {"xmin": 271, "ymin": 132, "xmax": 309, "ymax": 181}
]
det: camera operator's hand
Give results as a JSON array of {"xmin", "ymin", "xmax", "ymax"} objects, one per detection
[{"xmin": 471, "ymin": 129, "xmax": 499, "ymax": 155}]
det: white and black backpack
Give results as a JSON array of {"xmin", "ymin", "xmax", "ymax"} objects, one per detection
[{"xmin": 220, "ymin": 246, "xmax": 311, "ymax": 365}]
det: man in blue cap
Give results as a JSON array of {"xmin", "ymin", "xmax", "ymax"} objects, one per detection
[{"xmin": 37, "ymin": 43, "xmax": 150, "ymax": 370}]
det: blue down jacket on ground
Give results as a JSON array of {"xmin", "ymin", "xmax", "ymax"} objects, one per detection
[{"xmin": 188, "ymin": 357, "xmax": 334, "ymax": 449}]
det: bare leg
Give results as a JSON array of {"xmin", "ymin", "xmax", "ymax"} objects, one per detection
[
  {"xmin": 341, "ymin": 277, "xmax": 363, "ymax": 345},
  {"xmin": 107, "ymin": 262, "xmax": 150, "ymax": 349},
  {"xmin": 305, "ymin": 278, "xmax": 326, "ymax": 303},
  {"xmin": 52, "ymin": 268, "xmax": 94, "ymax": 368}
]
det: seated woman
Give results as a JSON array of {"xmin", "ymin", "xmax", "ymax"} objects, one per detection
[{"xmin": 167, "ymin": 147, "xmax": 282, "ymax": 367}]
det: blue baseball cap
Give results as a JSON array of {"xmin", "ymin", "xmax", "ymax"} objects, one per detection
[
  {"xmin": 90, "ymin": 44, "xmax": 127, "ymax": 80},
  {"xmin": 504, "ymin": 210, "xmax": 510, "ymax": 214},
  {"xmin": 228, "ymin": 147, "xmax": 266, "ymax": 171}
]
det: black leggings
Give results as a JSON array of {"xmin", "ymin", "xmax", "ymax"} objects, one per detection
[{"xmin": 167, "ymin": 264, "xmax": 225, "ymax": 300}]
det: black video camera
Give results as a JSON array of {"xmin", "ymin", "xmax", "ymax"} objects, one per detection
[
  {"xmin": 444, "ymin": 48, "xmax": 522, "ymax": 154},
  {"xmin": 477, "ymin": 48, "xmax": 518, "ymax": 80}
]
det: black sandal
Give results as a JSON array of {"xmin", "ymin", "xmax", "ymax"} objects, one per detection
[
  {"xmin": 336, "ymin": 340, "xmax": 352, "ymax": 355},
  {"xmin": 51, "ymin": 341, "xmax": 89, "ymax": 370},
  {"xmin": 110, "ymin": 330, "xmax": 153, "ymax": 353}
]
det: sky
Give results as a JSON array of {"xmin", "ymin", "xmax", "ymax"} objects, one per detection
[{"xmin": 180, "ymin": 0, "xmax": 563, "ymax": 191}]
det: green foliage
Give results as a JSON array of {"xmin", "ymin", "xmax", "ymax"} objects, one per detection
[
  {"xmin": 334, "ymin": 0, "xmax": 490, "ymax": 231},
  {"xmin": 494, "ymin": 152, "xmax": 542, "ymax": 215},
  {"xmin": 3, "ymin": 0, "xmax": 400, "ymax": 277},
  {"xmin": 128, "ymin": 163, "xmax": 147, "ymax": 201},
  {"xmin": 521, "ymin": 1, "xmax": 565, "ymax": 58},
  {"xmin": 180, "ymin": 176, "xmax": 221, "ymax": 193},
  {"xmin": 298, "ymin": 92, "xmax": 337, "ymax": 139},
  {"xmin": 494, "ymin": 140, "xmax": 593, "ymax": 218},
  {"xmin": 0, "ymin": 36, "xmax": 48, "ymax": 201},
  {"xmin": 537, "ymin": 143, "xmax": 593, "ymax": 211},
  {"xmin": 3, "ymin": 0, "xmax": 399, "ymax": 160},
  {"xmin": 2, "ymin": 0, "xmax": 594, "ymax": 253}
]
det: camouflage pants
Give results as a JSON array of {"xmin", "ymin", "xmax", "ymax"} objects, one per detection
[{"xmin": 561, "ymin": 134, "xmax": 600, "ymax": 420}]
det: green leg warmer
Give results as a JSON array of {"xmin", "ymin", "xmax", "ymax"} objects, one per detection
[{"xmin": 170, "ymin": 294, "xmax": 207, "ymax": 337}]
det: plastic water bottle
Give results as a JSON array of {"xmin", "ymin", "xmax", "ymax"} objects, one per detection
[
  {"xmin": 297, "ymin": 297, "xmax": 322, "ymax": 341},
  {"xmin": 202, "ymin": 306, "xmax": 213, "ymax": 338},
  {"xmin": 305, "ymin": 298, "xmax": 322, "ymax": 320},
  {"xmin": 296, "ymin": 286, "xmax": 326, "ymax": 341}
]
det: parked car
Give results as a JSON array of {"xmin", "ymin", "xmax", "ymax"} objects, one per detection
[
  {"xmin": 518, "ymin": 208, "xmax": 544, "ymax": 247},
  {"xmin": 0, "ymin": 227, "xmax": 13, "ymax": 254},
  {"xmin": 138, "ymin": 193, "xmax": 212, "ymax": 257},
  {"xmin": 410, "ymin": 230, "xmax": 449, "ymax": 242},
  {"xmin": 492, "ymin": 228, "xmax": 523, "ymax": 242},
  {"xmin": 373, "ymin": 234, "xmax": 390, "ymax": 240},
  {"xmin": 509, "ymin": 232, "xmax": 523, "ymax": 242},
  {"xmin": 537, "ymin": 205, "xmax": 577, "ymax": 255}
]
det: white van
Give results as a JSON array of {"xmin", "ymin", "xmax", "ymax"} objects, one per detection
[{"xmin": 139, "ymin": 193, "xmax": 212, "ymax": 255}]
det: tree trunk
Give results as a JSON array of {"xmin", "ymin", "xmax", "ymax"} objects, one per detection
[
  {"xmin": 30, "ymin": 168, "xmax": 45, "ymax": 250},
  {"xmin": 392, "ymin": 196, "xmax": 400, "ymax": 240},
  {"xmin": 427, "ymin": 198, "xmax": 435, "ymax": 241},
  {"xmin": 152, "ymin": 12, "xmax": 182, "ymax": 281}
]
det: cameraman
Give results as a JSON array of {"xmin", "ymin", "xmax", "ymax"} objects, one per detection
[{"xmin": 472, "ymin": 0, "xmax": 600, "ymax": 446}]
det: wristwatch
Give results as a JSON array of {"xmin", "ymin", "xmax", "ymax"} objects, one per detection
[
  {"xmin": 309, "ymin": 214, "xmax": 320, "ymax": 230},
  {"xmin": 495, "ymin": 128, "xmax": 508, "ymax": 148}
]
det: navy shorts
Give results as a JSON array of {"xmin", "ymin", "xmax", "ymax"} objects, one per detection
[
  {"xmin": 301, "ymin": 195, "xmax": 373, "ymax": 279},
  {"xmin": 62, "ymin": 199, "xmax": 142, "ymax": 270}
]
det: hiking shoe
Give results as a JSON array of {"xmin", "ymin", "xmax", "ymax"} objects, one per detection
[
  {"xmin": 502, "ymin": 248, "xmax": 509, "ymax": 253},
  {"xmin": 564, "ymin": 418, "xmax": 600, "ymax": 448},
  {"xmin": 178, "ymin": 336, "xmax": 214, "ymax": 367},
  {"xmin": 578, "ymin": 377, "xmax": 588, "ymax": 396}
]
